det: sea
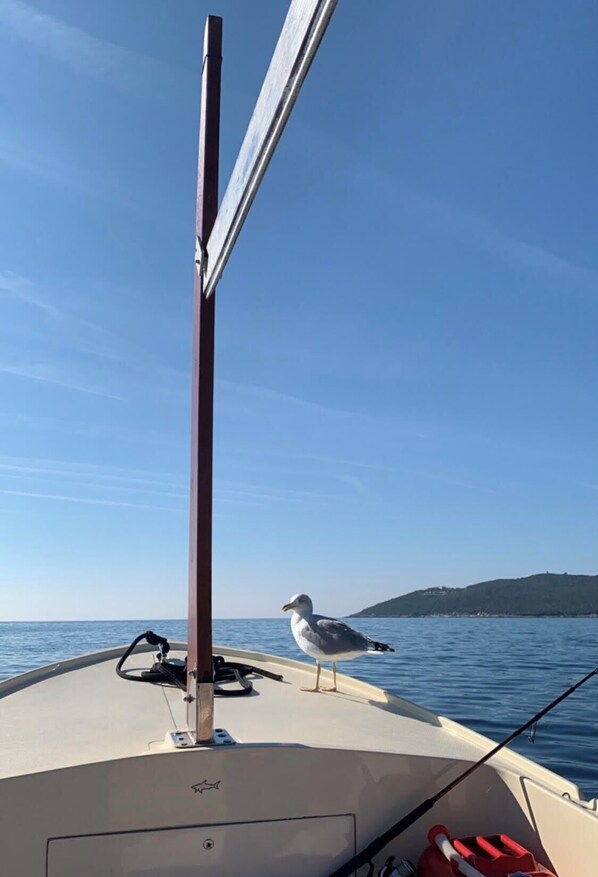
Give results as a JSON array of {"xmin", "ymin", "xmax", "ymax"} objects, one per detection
[{"xmin": 1, "ymin": 616, "xmax": 596, "ymax": 799}]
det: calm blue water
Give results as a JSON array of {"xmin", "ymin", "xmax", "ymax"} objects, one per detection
[{"xmin": 1, "ymin": 617, "xmax": 596, "ymax": 798}]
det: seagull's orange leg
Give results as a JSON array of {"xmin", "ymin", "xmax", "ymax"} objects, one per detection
[
  {"xmin": 301, "ymin": 661, "xmax": 321, "ymax": 692},
  {"xmin": 321, "ymin": 662, "xmax": 337, "ymax": 692}
]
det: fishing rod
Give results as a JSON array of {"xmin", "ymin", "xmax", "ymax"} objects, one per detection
[{"xmin": 329, "ymin": 665, "xmax": 598, "ymax": 877}]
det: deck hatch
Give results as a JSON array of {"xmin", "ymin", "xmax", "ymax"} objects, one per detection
[{"xmin": 47, "ymin": 813, "xmax": 355, "ymax": 876}]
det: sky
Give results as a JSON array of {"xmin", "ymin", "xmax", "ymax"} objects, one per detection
[{"xmin": 0, "ymin": 0, "xmax": 597, "ymax": 620}]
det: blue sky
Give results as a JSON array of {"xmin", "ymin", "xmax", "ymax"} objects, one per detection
[{"xmin": 0, "ymin": 0, "xmax": 596, "ymax": 620}]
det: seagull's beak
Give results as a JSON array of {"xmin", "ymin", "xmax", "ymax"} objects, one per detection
[{"xmin": 282, "ymin": 602, "xmax": 294, "ymax": 612}]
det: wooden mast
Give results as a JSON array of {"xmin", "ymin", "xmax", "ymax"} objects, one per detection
[
  {"xmin": 185, "ymin": 1, "xmax": 337, "ymax": 745},
  {"xmin": 187, "ymin": 15, "xmax": 222, "ymax": 744}
]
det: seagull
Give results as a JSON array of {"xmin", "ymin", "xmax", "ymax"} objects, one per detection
[{"xmin": 282, "ymin": 593, "xmax": 394, "ymax": 692}]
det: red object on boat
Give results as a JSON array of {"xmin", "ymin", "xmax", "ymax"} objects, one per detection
[{"xmin": 418, "ymin": 825, "xmax": 556, "ymax": 877}]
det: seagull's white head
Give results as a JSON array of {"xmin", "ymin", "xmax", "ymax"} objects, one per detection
[{"xmin": 282, "ymin": 593, "xmax": 313, "ymax": 617}]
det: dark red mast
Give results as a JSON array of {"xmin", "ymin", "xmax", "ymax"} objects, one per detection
[
  {"xmin": 185, "ymin": 1, "xmax": 337, "ymax": 744},
  {"xmin": 187, "ymin": 15, "xmax": 222, "ymax": 743}
]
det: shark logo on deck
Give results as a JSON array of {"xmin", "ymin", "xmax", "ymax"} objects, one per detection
[{"xmin": 192, "ymin": 780, "xmax": 221, "ymax": 794}]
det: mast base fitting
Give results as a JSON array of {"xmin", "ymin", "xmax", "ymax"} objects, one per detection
[{"xmin": 167, "ymin": 728, "xmax": 236, "ymax": 748}]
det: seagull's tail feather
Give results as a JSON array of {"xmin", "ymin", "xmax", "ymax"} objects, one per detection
[{"xmin": 367, "ymin": 639, "xmax": 394, "ymax": 653}]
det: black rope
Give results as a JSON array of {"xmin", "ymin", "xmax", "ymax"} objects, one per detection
[
  {"xmin": 116, "ymin": 631, "xmax": 283, "ymax": 697},
  {"xmin": 115, "ymin": 631, "xmax": 170, "ymax": 682}
]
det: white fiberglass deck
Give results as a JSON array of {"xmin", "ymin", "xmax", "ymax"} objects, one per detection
[{"xmin": 0, "ymin": 643, "xmax": 580, "ymax": 796}]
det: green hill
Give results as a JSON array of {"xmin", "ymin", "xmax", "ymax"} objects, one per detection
[{"xmin": 352, "ymin": 573, "xmax": 598, "ymax": 617}]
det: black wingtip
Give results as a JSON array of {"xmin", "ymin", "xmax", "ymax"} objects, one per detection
[{"xmin": 372, "ymin": 640, "xmax": 394, "ymax": 652}]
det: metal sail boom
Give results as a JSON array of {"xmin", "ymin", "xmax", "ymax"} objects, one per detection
[{"xmin": 201, "ymin": 0, "xmax": 338, "ymax": 299}]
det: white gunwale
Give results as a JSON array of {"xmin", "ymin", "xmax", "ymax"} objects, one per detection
[{"xmin": 0, "ymin": 644, "xmax": 584, "ymax": 799}]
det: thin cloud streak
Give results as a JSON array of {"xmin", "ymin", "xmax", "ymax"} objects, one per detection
[
  {"xmin": 0, "ymin": 455, "xmax": 185, "ymax": 490},
  {"xmin": 216, "ymin": 485, "xmax": 343, "ymax": 503},
  {"xmin": 220, "ymin": 448, "xmax": 500, "ymax": 496},
  {"xmin": 263, "ymin": 449, "xmax": 401, "ymax": 473},
  {"xmin": 0, "ymin": 487, "xmax": 183, "ymax": 511},
  {"xmin": 0, "ymin": 271, "xmax": 120, "ymax": 359},
  {"xmin": 0, "ymin": 125, "xmax": 127, "ymax": 202},
  {"xmin": 305, "ymin": 124, "xmax": 598, "ymax": 295},
  {"xmin": 219, "ymin": 378, "xmax": 355, "ymax": 418},
  {"xmin": 395, "ymin": 180, "xmax": 598, "ymax": 293},
  {"xmin": 219, "ymin": 379, "xmax": 430, "ymax": 436},
  {"xmin": 0, "ymin": 0, "xmax": 189, "ymax": 96},
  {"xmin": 0, "ymin": 270, "xmax": 61, "ymax": 318},
  {"xmin": 0, "ymin": 411, "xmax": 182, "ymax": 446},
  {"xmin": 0, "ymin": 362, "xmax": 124, "ymax": 401},
  {"xmin": 338, "ymin": 473, "xmax": 373, "ymax": 498},
  {"xmin": 0, "ymin": 472, "xmax": 186, "ymax": 500}
]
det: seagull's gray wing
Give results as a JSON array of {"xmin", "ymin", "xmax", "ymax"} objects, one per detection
[{"xmin": 300, "ymin": 615, "xmax": 370, "ymax": 656}]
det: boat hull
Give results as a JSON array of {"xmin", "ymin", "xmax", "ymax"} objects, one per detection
[{"xmin": 1, "ymin": 646, "xmax": 596, "ymax": 875}]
